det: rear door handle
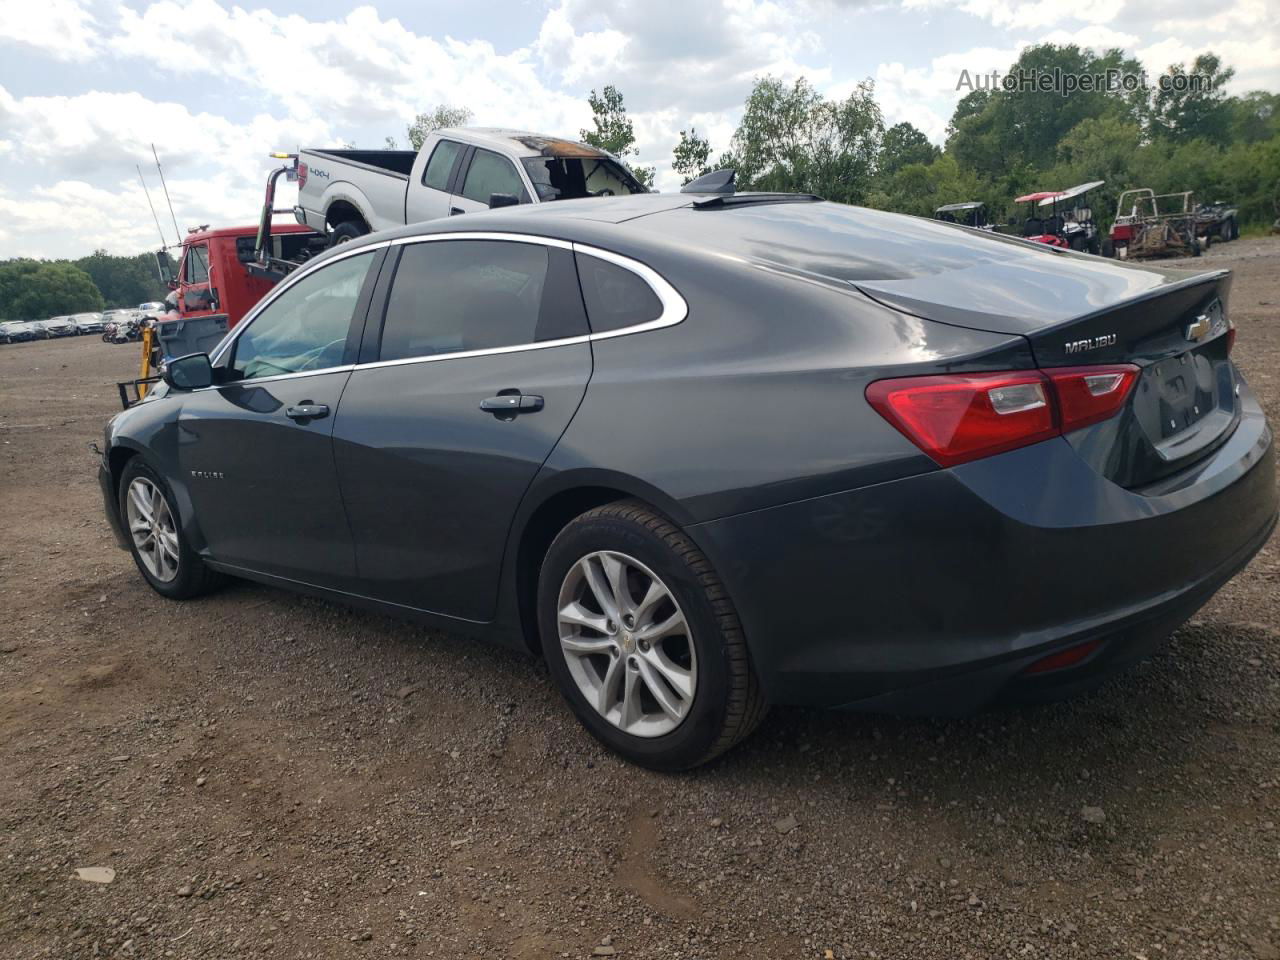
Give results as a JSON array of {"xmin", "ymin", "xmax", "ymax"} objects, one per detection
[
  {"xmin": 450, "ymin": 206, "xmax": 465, "ymax": 216},
  {"xmin": 285, "ymin": 402, "xmax": 329, "ymax": 421},
  {"xmin": 480, "ymin": 394, "xmax": 543, "ymax": 416}
]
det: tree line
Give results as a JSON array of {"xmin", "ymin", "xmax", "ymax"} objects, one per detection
[
  {"xmin": 372, "ymin": 43, "xmax": 1280, "ymax": 233},
  {"xmin": 663, "ymin": 45, "xmax": 1276, "ymax": 230},
  {"xmin": 0, "ymin": 252, "xmax": 167, "ymax": 321}
]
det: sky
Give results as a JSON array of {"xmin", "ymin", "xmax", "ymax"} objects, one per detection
[{"xmin": 0, "ymin": 0, "xmax": 1276, "ymax": 260}]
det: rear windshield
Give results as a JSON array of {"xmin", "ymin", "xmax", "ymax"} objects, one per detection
[{"xmin": 521, "ymin": 156, "xmax": 646, "ymax": 201}]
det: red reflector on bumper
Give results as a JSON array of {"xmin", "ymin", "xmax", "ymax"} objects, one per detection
[{"xmin": 1022, "ymin": 638, "xmax": 1103, "ymax": 675}]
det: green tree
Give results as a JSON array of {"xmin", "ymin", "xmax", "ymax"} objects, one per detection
[
  {"xmin": 948, "ymin": 44, "xmax": 1146, "ymax": 181},
  {"xmin": 0, "ymin": 260, "xmax": 104, "ymax": 319},
  {"xmin": 729, "ymin": 76, "xmax": 884, "ymax": 203},
  {"xmin": 864, "ymin": 154, "xmax": 987, "ymax": 219},
  {"xmin": 1227, "ymin": 90, "xmax": 1280, "ymax": 144},
  {"xmin": 878, "ymin": 122, "xmax": 940, "ymax": 178},
  {"xmin": 581, "ymin": 86, "xmax": 655, "ymax": 188},
  {"xmin": 73, "ymin": 250, "xmax": 166, "ymax": 307},
  {"xmin": 671, "ymin": 127, "xmax": 712, "ymax": 185},
  {"xmin": 1149, "ymin": 53, "xmax": 1235, "ymax": 143},
  {"xmin": 407, "ymin": 105, "xmax": 474, "ymax": 150}
]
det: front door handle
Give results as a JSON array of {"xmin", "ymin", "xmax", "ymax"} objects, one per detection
[
  {"xmin": 285, "ymin": 402, "xmax": 329, "ymax": 422},
  {"xmin": 480, "ymin": 394, "xmax": 543, "ymax": 417},
  {"xmin": 450, "ymin": 206, "xmax": 465, "ymax": 216}
]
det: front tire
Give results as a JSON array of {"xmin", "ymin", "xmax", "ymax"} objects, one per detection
[
  {"xmin": 537, "ymin": 501, "xmax": 767, "ymax": 770},
  {"xmin": 119, "ymin": 458, "xmax": 222, "ymax": 600}
]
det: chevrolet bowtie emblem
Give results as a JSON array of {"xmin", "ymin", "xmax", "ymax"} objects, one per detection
[{"xmin": 1185, "ymin": 314, "xmax": 1212, "ymax": 341}]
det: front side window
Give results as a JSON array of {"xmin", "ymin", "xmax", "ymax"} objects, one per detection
[
  {"xmin": 522, "ymin": 157, "xmax": 646, "ymax": 201},
  {"xmin": 227, "ymin": 252, "xmax": 373, "ymax": 380},
  {"xmin": 422, "ymin": 140, "xmax": 463, "ymax": 191},
  {"xmin": 378, "ymin": 240, "xmax": 587, "ymax": 362},
  {"xmin": 184, "ymin": 245, "xmax": 209, "ymax": 284},
  {"xmin": 460, "ymin": 150, "xmax": 526, "ymax": 206}
]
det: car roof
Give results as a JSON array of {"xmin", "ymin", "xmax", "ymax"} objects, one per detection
[{"xmin": 437, "ymin": 127, "xmax": 614, "ymax": 161}]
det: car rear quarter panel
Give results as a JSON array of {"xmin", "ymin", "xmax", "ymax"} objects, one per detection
[{"xmin": 545, "ymin": 245, "xmax": 1031, "ymax": 523}]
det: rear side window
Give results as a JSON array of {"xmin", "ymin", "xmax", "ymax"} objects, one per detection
[
  {"xmin": 378, "ymin": 240, "xmax": 587, "ymax": 362},
  {"xmin": 422, "ymin": 140, "xmax": 463, "ymax": 191},
  {"xmin": 575, "ymin": 253, "xmax": 663, "ymax": 333},
  {"xmin": 460, "ymin": 150, "xmax": 526, "ymax": 206}
]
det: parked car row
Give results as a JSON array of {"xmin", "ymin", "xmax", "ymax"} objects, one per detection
[{"xmin": 0, "ymin": 304, "xmax": 166, "ymax": 345}]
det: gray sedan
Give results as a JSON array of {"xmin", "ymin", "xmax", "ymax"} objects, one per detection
[{"xmin": 97, "ymin": 191, "xmax": 1277, "ymax": 769}]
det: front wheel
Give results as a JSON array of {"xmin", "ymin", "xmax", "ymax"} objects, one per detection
[
  {"xmin": 119, "ymin": 459, "xmax": 222, "ymax": 600},
  {"xmin": 538, "ymin": 501, "xmax": 767, "ymax": 770}
]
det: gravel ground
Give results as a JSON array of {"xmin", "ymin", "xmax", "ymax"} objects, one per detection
[{"xmin": 2, "ymin": 236, "xmax": 1279, "ymax": 960}]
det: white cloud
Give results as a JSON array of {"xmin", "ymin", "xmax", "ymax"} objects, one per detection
[
  {"xmin": 109, "ymin": 1, "xmax": 592, "ymax": 136},
  {"xmin": 0, "ymin": 0, "xmax": 99, "ymax": 60},
  {"xmin": 902, "ymin": 0, "xmax": 1117, "ymax": 29},
  {"xmin": 0, "ymin": 84, "xmax": 330, "ymax": 258}
]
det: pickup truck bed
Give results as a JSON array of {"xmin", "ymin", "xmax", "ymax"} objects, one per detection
[{"xmin": 306, "ymin": 149, "xmax": 416, "ymax": 178}]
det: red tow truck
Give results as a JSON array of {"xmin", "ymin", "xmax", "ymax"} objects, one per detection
[{"xmin": 123, "ymin": 155, "xmax": 326, "ymax": 402}]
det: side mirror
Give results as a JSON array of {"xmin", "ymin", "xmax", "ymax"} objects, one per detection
[
  {"xmin": 488, "ymin": 192, "xmax": 519, "ymax": 209},
  {"xmin": 162, "ymin": 353, "xmax": 213, "ymax": 391}
]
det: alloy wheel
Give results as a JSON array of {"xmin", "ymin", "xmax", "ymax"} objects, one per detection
[
  {"xmin": 125, "ymin": 476, "xmax": 180, "ymax": 582},
  {"xmin": 556, "ymin": 550, "xmax": 697, "ymax": 738}
]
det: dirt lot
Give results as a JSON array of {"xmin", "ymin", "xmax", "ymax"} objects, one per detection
[{"xmin": 2, "ymin": 237, "xmax": 1279, "ymax": 960}]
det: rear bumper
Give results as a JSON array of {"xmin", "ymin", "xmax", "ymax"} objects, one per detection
[{"xmin": 690, "ymin": 389, "xmax": 1276, "ymax": 712}]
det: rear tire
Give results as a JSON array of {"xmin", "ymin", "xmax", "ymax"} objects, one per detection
[
  {"xmin": 118, "ymin": 458, "xmax": 223, "ymax": 601},
  {"xmin": 329, "ymin": 220, "xmax": 368, "ymax": 247},
  {"xmin": 537, "ymin": 500, "xmax": 767, "ymax": 770}
]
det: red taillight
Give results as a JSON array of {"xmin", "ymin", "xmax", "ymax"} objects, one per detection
[
  {"xmin": 1044, "ymin": 365, "xmax": 1140, "ymax": 433},
  {"xmin": 297, "ymin": 162, "xmax": 308, "ymax": 189},
  {"xmin": 867, "ymin": 364, "xmax": 1139, "ymax": 467},
  {"xmin": 866, "ymin": 372, "xmax": 1056, "ymax": 467},
  {"xmin": 1226, "ymin": 320, "xmax": 1237, "ymax": 354}
]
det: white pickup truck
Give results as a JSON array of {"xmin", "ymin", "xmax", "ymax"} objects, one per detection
[{"xmin": 294, "ymin": 127, "xmax": 649, "ymax": 244}]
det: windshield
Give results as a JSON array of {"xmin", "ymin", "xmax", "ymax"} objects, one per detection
[{"xmin": 521, "ymin": 156, "xmax": 646, "ymax": 201}]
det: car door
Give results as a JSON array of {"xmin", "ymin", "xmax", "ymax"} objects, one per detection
[
  {"xmin": 179, "ymin": 248, "xmax": 384, "ymax": 587},
  {"xmin": 177, "ymin": 242, "xmax": 217, "ymax": 318},
  {"xmin": 332, "ymin": 236, "xmax": 592, "ymax": 621},
  {"xmin": 449, "ymin": 147, "xmax": 531, "ymax": 216},
  {"xmin": 404, "ymin": 138, "xmax": 467, "ymax": 224}
]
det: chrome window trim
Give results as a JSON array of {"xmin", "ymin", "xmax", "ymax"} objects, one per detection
[
  {"xmin": 571, "ymin": 243, "xmax": 687, "ymax": 340},
  {"xmin": 388, "ymin": 232, "xmax": 573, "ymax": 251},
  {"xmin": 208, "ymin": 241, "xmax": 390, "ymax": 366},
  {"xmin": 206, "ymin": 231, "xmax": 687, "ymax": 385}
]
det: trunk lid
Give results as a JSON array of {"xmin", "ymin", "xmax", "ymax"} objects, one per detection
[{"xmin": 854, "ymin": 258, "xmax": 1237, "ymax": 488}]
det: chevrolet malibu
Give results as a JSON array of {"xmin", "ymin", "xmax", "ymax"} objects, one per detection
[{"xmin": 98, "ymin": 193, "xmax": 1277, "ymax": 769}]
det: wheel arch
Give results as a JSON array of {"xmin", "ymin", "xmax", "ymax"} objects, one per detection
[
  {"xmin": 322, "ymin": 190, "xmax": 373, "ymax": 235},
  {"xmin": 507, "ymin": 471, "xmax": 696, "ymax": 655}
]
